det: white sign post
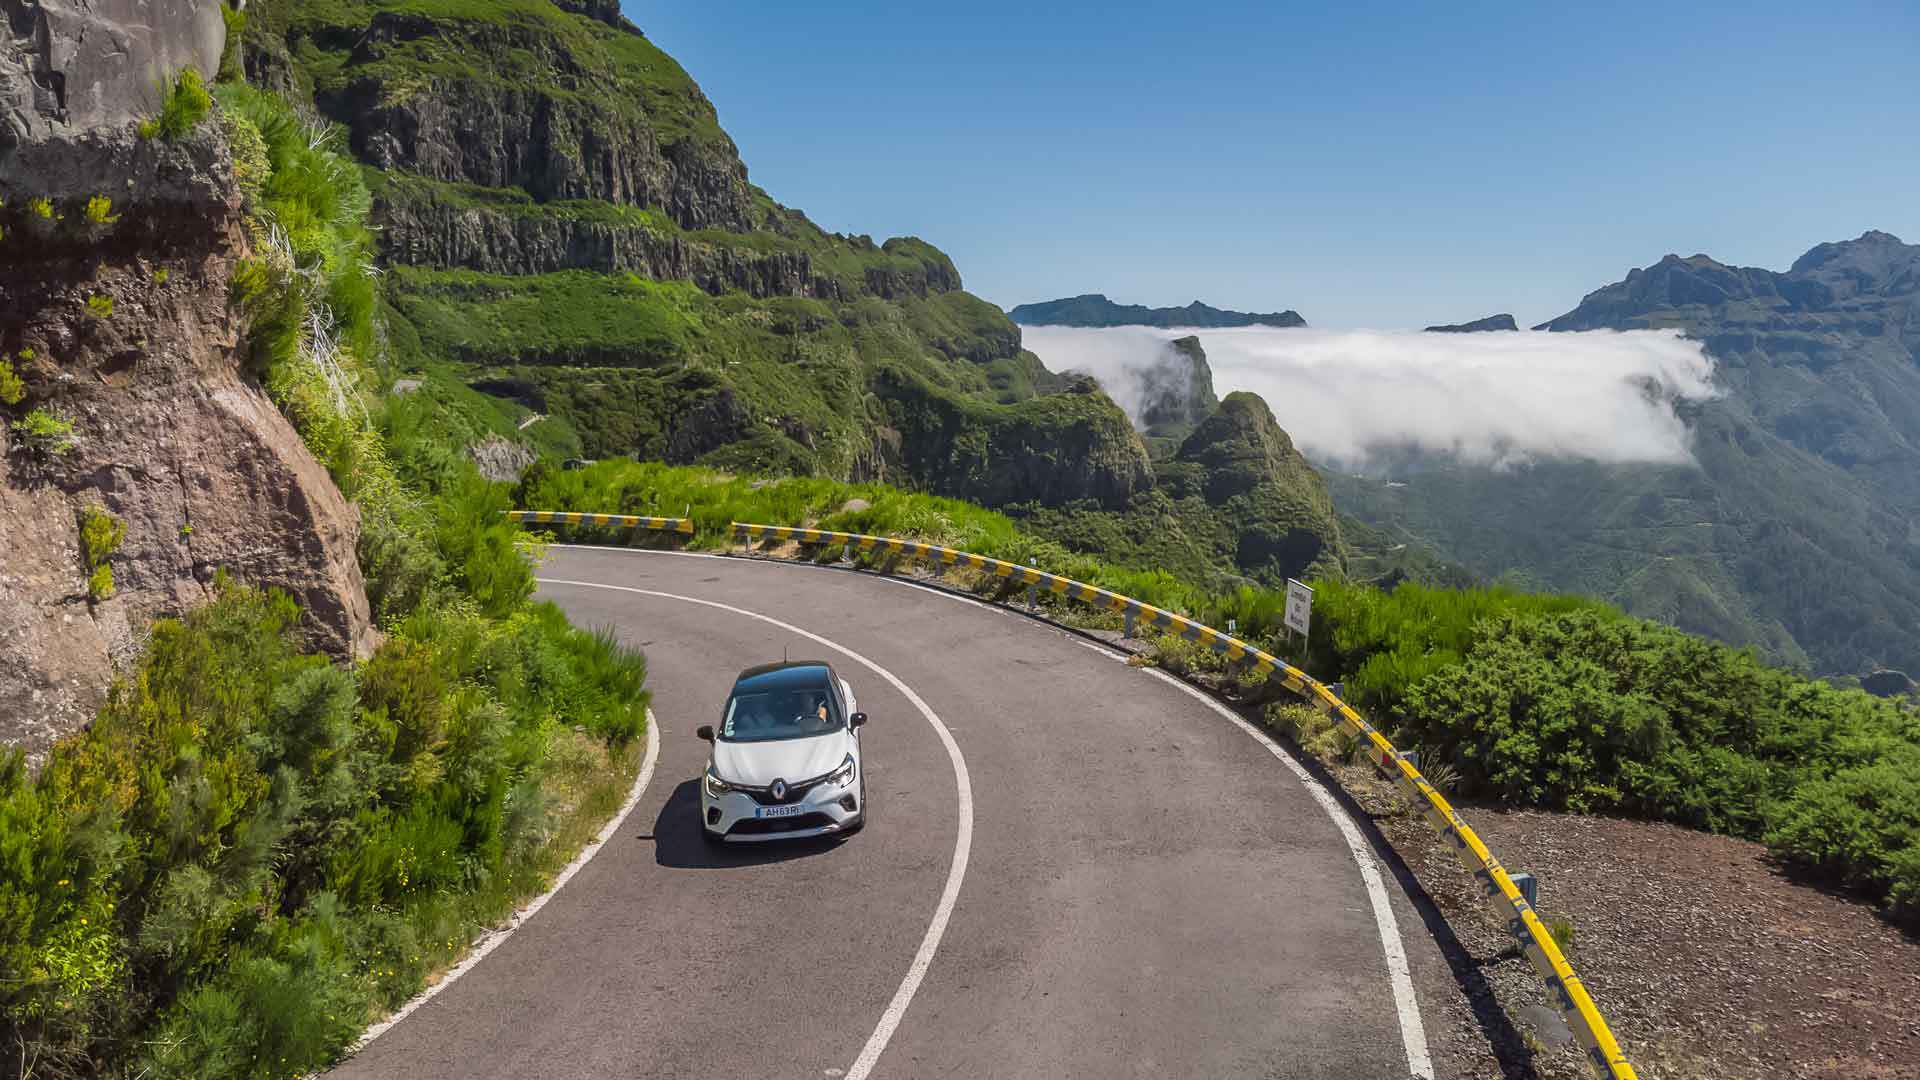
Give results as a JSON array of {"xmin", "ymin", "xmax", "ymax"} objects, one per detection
[{"xmin": 1283, "ymin": 578, "xmax": 1313, "ymax": 641}]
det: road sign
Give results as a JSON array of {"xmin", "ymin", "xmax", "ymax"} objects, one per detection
[{"xmin": 1284, "ymin": 579, "xmax": 1313, "ymax": 638}]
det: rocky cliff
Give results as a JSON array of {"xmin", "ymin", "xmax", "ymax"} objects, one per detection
[
  {"xmin": 1008, "ymin": 293, "xmax": 1307, "ymax": 328},
  {"xmin": 1, "ymin": 2, "xmax": 374, "ymax": 761},
  {"xmin": 1136, "ymin": 335, "xmax": 1220, "ymax": 447},
  {"xmin": 874, "ymin": 370, "xmax": 1153, "ymax": 509}
]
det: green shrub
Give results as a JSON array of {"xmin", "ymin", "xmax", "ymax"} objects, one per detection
[
  {"xmin": 3, "ymin": 575, "xmax": 650, "ymax": 1075},
  {"xmin": 217, "ymin": 2, "xmax": 248, "ymax": 84},
  {"xmin": 13, "ymin": 408, "xmax": 76, "ymax": 454},
  {"xmin": 138, "ymin": 67, "xmax": 212, "ymax": 141},
  {"xmin": 28, "ymin": 196, "xmax": 53, "ymax": 220},
  {"xmin": 87, "ymin": 564, "xmax": 115, "ymax": 601},
  {"xmin": 0, "ymin": 358, "xmax": 23, "ymax": 405},
  {"xmin": 82, "ymin": 506, "xmax": 125, "ymax": 568},
  {"xmin": 87, "ymin": 294, "xmax": 114, "ymax": 319},
  {"xmin": 84, "ymin": 195, "xmax": 119, "ymax": 226}
]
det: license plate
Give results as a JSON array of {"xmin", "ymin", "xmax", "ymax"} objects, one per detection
[{"xmin": 756, "ymin": 804, "xmax": 807, "ymax": 819}]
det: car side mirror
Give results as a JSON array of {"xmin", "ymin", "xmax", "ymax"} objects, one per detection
[
  {"xmin": 850, "ymin": 712, "xmax": 868, "ymax": 729},
  {"xmin": 696, "ymin": 724, "xmax": 715, "ymax": 742}
]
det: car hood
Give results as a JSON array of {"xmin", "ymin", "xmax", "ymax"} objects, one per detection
[{"xmin": 711, "ymin": 730, "xmax": 852, "ymax": 786}]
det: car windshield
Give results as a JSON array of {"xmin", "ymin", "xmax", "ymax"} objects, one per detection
[{"xmin": 720, "ymin": 686, "xmax": 842, "ymax": 742}]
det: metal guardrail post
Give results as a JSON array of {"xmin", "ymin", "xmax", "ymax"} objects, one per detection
[
  {"xmin": 1026, "ymin": 584, "xmax": 1038, "ymax": 612},
  {"xmin": 1124, "ymin": 608, "xmax": 1138, "ymax": 638},
  {"xmin": 1510, "ymin": 871, "xmax": 1538, "ymax": 908}
]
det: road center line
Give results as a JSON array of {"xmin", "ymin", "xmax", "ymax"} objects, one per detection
[{"xmin": 536, "ymin": 578, "xmax": 974, "ymax": 1080}]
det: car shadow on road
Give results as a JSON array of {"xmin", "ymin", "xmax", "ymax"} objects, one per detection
[{"xmin": 648, "ymin": 780, "xmax": 846, "ymax": 870}]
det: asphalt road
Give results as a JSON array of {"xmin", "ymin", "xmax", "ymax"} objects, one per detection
[{"xmin": 330, "ymin": 546, "xmax": 1437, "ymax": 1079}]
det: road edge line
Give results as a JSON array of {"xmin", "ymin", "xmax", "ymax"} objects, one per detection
[
  {"xmin": 345, "ymin": 705, "xmax": 663, "ymax": 1055},
  {"xmin": 1141, "ymin": 668, "xmax": 1436, "ymax": 1078}
]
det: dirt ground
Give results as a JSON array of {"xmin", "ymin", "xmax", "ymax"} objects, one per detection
[{"xmin": 1377, "ymin": 796, "xmax": 1920, "ymax": 1080}]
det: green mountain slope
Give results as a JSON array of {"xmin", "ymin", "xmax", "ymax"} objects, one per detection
[
  {"xmin": 238, "ymin": 0, "xmax": 1360, "ymax": 584},
  {"xmin": 241, "ymin": 0, "xmax": 1148, "ymax": 507},
  {"xmin": 1334, "ymin": 231, "xmax": 1920, "ymax": 676}
]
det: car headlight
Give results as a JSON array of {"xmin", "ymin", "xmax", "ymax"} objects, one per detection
[
  {"xmin": 826, "ymin": 754, "xmax": 856, "ymax": 788},
  {"xmin": 704, "ymin": 766, "xmax": 733, "ymax": 799}
]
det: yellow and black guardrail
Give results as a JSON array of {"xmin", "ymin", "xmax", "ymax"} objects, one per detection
[
  {"xmin": 502, "ymin": 510, "xmax": 694, "ymax": 535},
  {"xmin": 728, "ymin": 520, "xmax": 1637, "ymax": 1080}
]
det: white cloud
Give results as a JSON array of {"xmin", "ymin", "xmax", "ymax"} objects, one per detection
[{"xmin": 1019, "ymin": 324, "xmax": 1719, "ymax": 470}]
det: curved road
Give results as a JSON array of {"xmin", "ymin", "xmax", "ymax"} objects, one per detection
[{"xmin": 331, "ymin": 546, "xmax": 1447, "ymax": 1079}]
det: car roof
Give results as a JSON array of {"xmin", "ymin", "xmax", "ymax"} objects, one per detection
[{"xmin": 730, "ymin": 661, "xmax": 836, "ymax": 694}]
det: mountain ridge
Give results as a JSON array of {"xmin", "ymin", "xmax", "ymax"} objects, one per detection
[{"xmin": 1009, "ymin": 293, "xmax": 1307, "ymax": 328}]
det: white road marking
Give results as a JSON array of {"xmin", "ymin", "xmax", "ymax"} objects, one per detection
[
  {"xmin": 535, "ymin": 578, "xmax": 974, "ymax": 1080},
  {"xmin": 349, "ymin": 706, "xmax": 662, "ymax": 1053},
  {"xmin": 1140, "ymin": 667, "xmax": 1436, "ymax": 1079}
]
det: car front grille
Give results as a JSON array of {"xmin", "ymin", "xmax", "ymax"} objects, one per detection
[
  {"xmin": 729, "ymin": 812, "xmax": 836, "ymax": 836},
  {"xmin": 742, "ymin": 778, "xmax": 824, "ymax": 806}
]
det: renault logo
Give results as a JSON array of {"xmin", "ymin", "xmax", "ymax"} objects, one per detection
[{"xmin": 770, "ymin": 778, "xmax": 788, "ymax": 801}]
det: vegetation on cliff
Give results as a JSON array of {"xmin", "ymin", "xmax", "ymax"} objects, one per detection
[{"xmin": 2, "ymin": 50, "xmax": 651, "ymax": 1077}]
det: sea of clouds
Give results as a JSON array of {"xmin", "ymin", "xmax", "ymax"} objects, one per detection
[{"xmin": 1018, "ymin": 324, "xmax": 1719, "ymax": 471}]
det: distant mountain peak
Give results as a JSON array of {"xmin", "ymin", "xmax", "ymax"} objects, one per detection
[
  {"xmin": 1008, "ymin": 294, "xmax": 1306, "ymax": 329},
  {"xmin": 1538, "ymin": 230, "xmax": 1917, "ymax": 331},
  {"xmin": 1424, "ymin": 314, "xmax": 1518, "ymax": 333}
]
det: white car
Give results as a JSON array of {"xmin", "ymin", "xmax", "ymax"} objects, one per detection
[{"xmin": 697, "ymin": 660, "xmax": 868, "ymax": 843}]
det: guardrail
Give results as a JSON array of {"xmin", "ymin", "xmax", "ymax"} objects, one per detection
[
  {"xmin": 502, "ymin": 510, "xmax": 694, "ymax": 535},
  {"xmin": 729, "ymin": 521, "xmax": 1637, "ymax": 1080}
]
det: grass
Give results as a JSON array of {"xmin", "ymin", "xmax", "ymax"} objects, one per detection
[
  {"xmin": 138, "ymin": 67, "xmax": 212, "ymax": 141},
  {"xmin": 14, "ymin": 408, "xmax": 76, "ymax": 455},
  {"xmin": 0, "ymin": 357, "xmax": 23, "ymax": 405},
  {"xmin": 81, "ymin": 507, "xmax": 125, "ymax": 601}
]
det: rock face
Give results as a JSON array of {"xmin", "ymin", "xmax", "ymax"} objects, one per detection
[
  {"xmin": 1, "ymin": 11, "xmax": 375, "ymax": 762},
  {"xmin": 1860, "ymin": 670, "xmax": 1916, "ymax": 699},
  {"xmin": 297, "ymin": 4, "xmax": 755, "ymax": 230},
  {"xmin": 1, "ymin": 0, "xmax": 226, "ymax": 140},
  {"xmin": 1009, "ymin": 293, "xmax": 1307, "ymax": 328},
  {"xmin": 1425, "ymin": 314, "xmax": 1518, "ymax": 332},
  {"xmin": 875, "ymin": 371, "xmax": 1153, "ymax": 509},
  {"xmin": 375, "ymin": 184, "xmax": 960, "ymax": 299},
  {"xmin": 1136, "ymin": 335, "xmax": 1220, "ymax": 446}
]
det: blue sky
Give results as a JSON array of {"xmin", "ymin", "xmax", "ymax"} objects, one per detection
[{"xmin": 626, "ymin": 2, "xmax": 1918, "ymax": 328}]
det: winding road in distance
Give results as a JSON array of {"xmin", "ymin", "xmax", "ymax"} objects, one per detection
[{"xmin": 329, "ymin": 545, "xmax": 1450, "ymax": 1079}]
